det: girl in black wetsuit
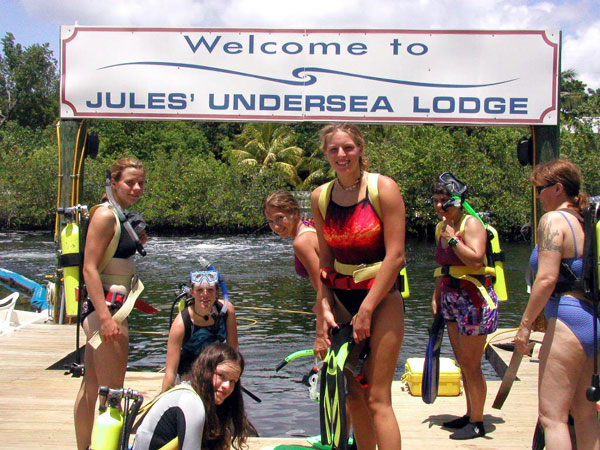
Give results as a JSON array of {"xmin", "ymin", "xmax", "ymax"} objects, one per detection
[{"xmin": 134, "ymin": 343, "xmax": 253, "ymax": 450}]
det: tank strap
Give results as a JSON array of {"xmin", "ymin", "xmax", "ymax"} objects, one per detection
[
  {"xmin": 158, "ymin": 437, "xmax": 179, "ymax": 450},
  {"xmin": 334, "ymin": 260, "xmax": 382, "ymax": 283},
  {"xmin": 89, "ymin": 203, "xmax": 121, "ymax": 273},
  {"xmin": 434, "ymin": 266, "xmax": 496, "ymax": 309},
  {"xmin": 181, "ymin": 307, "xmax": 192, "ymax": 344},
  {"xmin": 318, "ymin": 179, "xmax": 335, "ymax": 219},
  {"xmin": 297, "ymin": 226, "xmax": 316, "ymax": 236},
  {"xmin": 88, "ymin": 277, "xmax": 145, "ymax": 349},
  {"xmin": 100, "ymin": 273, "xmax": 132, "ymax": 287},
  {"xmin": 366, "ymin": 172, "xmax": 381, "ymax": 218}
]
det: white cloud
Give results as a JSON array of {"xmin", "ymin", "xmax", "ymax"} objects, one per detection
[
  {"xmin": 19, "ymin": 0, "xmax": 600, "ymax": 89},
  {"xmin": 563, "ymin": 21, "xmax": 600, "ymax": 91}
]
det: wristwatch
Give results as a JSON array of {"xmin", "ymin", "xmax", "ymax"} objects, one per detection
[{"xmin": 448, "ymin": 237, "xmax": 459, "ymax": 247}]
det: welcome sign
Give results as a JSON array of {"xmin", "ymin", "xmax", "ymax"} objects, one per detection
[{"xmin": 60, "ymin": 27, "xmax": 560, "ymax": 125}]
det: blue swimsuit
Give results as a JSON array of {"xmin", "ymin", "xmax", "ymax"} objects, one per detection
[
  {"xmin": 529, "ymin": 210, "xmax": 599, "ymax": 357},
  {"xmin": 177, "ymin": 301, "xmax": 228, "ymax": 375}
]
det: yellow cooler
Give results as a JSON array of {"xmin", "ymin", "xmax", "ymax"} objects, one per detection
[{"xmin": 402, "ymin": 357, "xmax": 462, "ymax": 397}]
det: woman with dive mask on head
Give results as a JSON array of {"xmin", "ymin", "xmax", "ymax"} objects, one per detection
[
  {"xmin": 162, "ymin": 269, "xmax": 238, "ymax": 393},
  {"xmin": 431, "ymin": 172, "xmax": 498, "ymax": 440}
]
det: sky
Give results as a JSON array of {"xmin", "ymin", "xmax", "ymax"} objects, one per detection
[{"xmin": 1, "ymin": 0, "xmax": 599, "ymax": 91}]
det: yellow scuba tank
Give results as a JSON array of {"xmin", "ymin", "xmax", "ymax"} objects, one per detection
[
  {"xmin": 399, "ymin": 266, "xmax": 410, "ymax": 298},
  {"xmin": 486, "ymin": 224, "xmax": 508, "ymax": 301},
  {"xmin": 90, "ymin": 395, "xmax": 123, "ymax": 450},
  {"xmin": 60, "ymin": 222, "xmax": 80, "ymax": 317},
  {"xmin": 436, "ymin": 214, "xmax": 508, "ymax": 302}
]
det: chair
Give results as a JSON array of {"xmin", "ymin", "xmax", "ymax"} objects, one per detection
[{"xmin": 0, "ymin": 292, "xmax": 19, "ymax": 335}]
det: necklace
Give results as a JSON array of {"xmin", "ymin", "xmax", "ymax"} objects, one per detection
[
  {"xmin": 336, "ymin": 172, "xmax": 362, "ymax": 191},
  {"xmin": 192, "ymin": 309, "xmax": 209, "ymax": 321}
]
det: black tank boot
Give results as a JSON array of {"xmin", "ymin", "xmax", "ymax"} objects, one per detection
[
  {"xmin": 442, "ymin": 415, "xmax": 470, "ymax": 429},
  {"xmin": 449, "ymin": 421, "xmax": 485, "ymax": 440}
]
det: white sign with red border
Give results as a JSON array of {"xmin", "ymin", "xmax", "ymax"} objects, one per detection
[{"xmin": 60, "ymin": 27, "xmax": 560, "ymax": 125}]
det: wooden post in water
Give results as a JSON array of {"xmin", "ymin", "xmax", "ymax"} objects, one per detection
[
  {"xmin": 531, "ymin": 124, "xmax": 560, "ymax": 245},
  {"xmin": 55, "ymin": 120, "xmax": 89, "ymax": 324}
]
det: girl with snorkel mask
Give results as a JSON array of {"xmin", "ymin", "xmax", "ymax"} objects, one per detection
[
  {"xmin": 162, "ymin": 270, "xmax": 238, "ymax": 392},
  {"xmin": 431, "ymin": 172, "xmax": 499, "ymax": 440}
]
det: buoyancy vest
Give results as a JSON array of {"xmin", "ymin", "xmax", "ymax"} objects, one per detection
[
  {"xmin": 434, "ymin": 214, "xmax": 498, "ymax": 309},
  {"xmin": 317, "ymin": 172, "xmax": 410, "ymax": 298},
  {"xmin": 551, "ymin": 207, "xmax": 600, "ymax": 301},
  {"xmin": 88, "ymin": 203, "xmax": 121, "ymax": 276},
  {"xmin": 178, "ymin": 299, "xmax": 229, "ymax": 376},
  {"xmin": 87, "ymin": 203, "xmax": 156, "ymax": 314}
]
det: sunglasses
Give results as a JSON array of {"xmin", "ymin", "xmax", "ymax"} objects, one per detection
[
  {"xmin": 190, "ymin": 270, "xmax": 219, "ymax": 285},
  {"xmin": 535, "ymin": 183, "xmax": 555, "ymax": 195}
]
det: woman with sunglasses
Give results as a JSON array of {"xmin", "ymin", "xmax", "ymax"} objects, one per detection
[
  {"xmin": 515, "ymin": 159, "xmax": 599, "ymax": 449},
  {"xmin": 162, "ymin": 270, "xmax": 238, "ymax": 392}
]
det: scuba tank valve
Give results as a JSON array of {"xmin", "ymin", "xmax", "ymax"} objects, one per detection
[
  {"xmin": 90, "ymin": 390, "xmax": 123, "ymax": 450},
  {"xmin": 90, "ymin": 386, "xmax": 144, "ymax": 450}
]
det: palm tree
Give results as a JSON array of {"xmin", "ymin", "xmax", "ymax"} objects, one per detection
[
  {"xmin": 560, "ymin": 69, "xmax": 588, "ymax": 125},
  {"xmin": 298, "ymin": 146, "xmax": 335, "ymax": 190},
  {"xmin": 229, "ymin": 123, "xmax": 304, "ymax": 186}
]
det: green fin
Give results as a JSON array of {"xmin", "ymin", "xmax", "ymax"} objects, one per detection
[
  {"xmin": 263, "ymin": 446, "xmax": 312, "ymax": 450},
  {"xmin": 307, "ymin": 434, "xmax": 354, "ymax": 450},
  {"xmin": 319, "ymin": 324, "xmax": 354, "ymax": 450}
]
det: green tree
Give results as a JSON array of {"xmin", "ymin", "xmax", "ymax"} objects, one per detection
[
  {"xmin": 0, "ymin": 32, "xmax": 58, "ymax": 129},
  {"xmin": 229, "ymin": 123, "xmax": 304, "ymax": 186},
  {"xmin": 89, "ymin": 120, "xmax": 211, "ymax": 160},
  {"xmin": 297, "ymin": 146, "xmax": 334, "ymax": 190}
]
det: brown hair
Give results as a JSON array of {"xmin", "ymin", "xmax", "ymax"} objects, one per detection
[
  {"xmin": 189, "ymin": 343, "xmax": 252, "ymax": 450},
  {"xmin": 319, "ymin": 123, "xmax": 368, "ymax": 172},
  {"xmin": 263, "ymin": 190, "xmax": 300, "ymax": 216},
  {"xmin": 530, "ymin": 159, "xmax": 589, "ymax": 214}
]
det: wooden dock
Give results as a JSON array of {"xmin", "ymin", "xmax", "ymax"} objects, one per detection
[{"xmin": 0, "ymin": 321, "xmax": 543, "ymax": 449}]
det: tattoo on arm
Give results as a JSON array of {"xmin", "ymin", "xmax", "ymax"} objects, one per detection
[{"xmin": 538, "ymin": 217, "xmax": 562, "ymax": 252}]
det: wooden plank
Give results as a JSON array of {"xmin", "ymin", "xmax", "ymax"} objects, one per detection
[{"xmin": 0, "ymin": 324, "xmax": 541, "ymax": 449}]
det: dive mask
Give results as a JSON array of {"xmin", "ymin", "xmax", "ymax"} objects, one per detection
[
  {"xmin": 438, "ymin": 172, "xmax": 467, "ymax": 211},
  {"xmin": 190, "ymin": 270, "xmax": 219, "ymax": 286},
  {"xmin": 126, "ymin": 211, "xmax": 146, "ymax": 235}
]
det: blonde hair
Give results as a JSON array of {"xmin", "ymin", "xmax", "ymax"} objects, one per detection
[
  {"xmin": 319, "ymin": 123, "xmax": 368, "ymax": 172},
  {"xmin": 100, "ymin": 158, "xmax": 146, "ymax": 202},
  {"xmin": 110, "ymin": 157, "xmax": 146, "ymax": 182}
]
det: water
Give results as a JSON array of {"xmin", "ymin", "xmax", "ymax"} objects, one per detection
[{"xmin": 0, "ymin": 231, "xmax": 532, "ymax": 437}]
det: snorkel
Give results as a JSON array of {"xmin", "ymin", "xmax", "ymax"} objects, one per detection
[
  {"xmin": 197, "ymin": 256, "xmax": 229, "ymax": 300},
  {"xmin": 105, "ymin": 170, "xmax": 146, "ymax": 256},
  {"xmin": 438, "ymin": 172, "xmax": 485, "ymax": 226}
]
